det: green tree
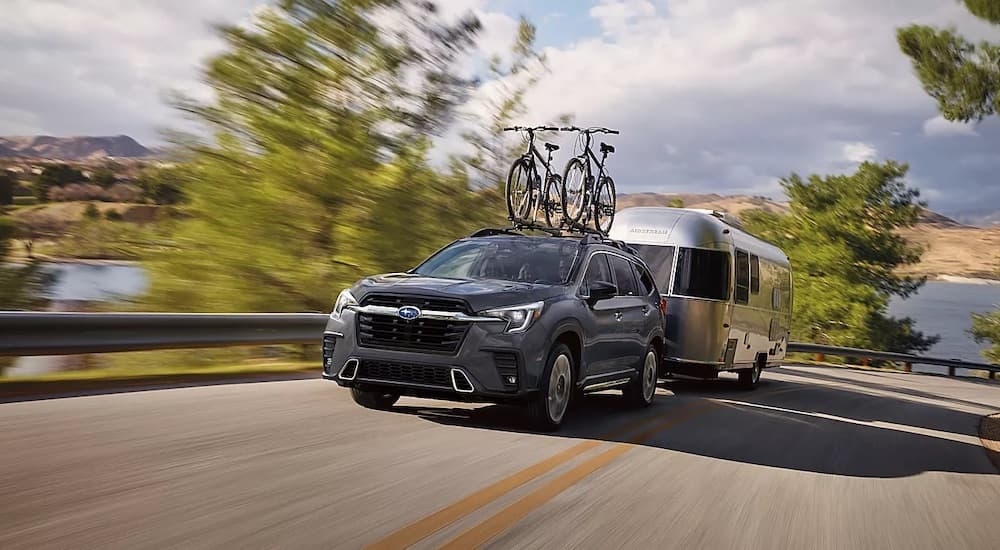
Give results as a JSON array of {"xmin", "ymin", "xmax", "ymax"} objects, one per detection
[
  {"xmin": 897, "ymin": 1, "xmax": 1000, "ymax": 122},
  {"xmin": 90, "ymin": 164, "xmax": 118, "ymax": 189},
  {"xmin": 34, "ymin": 164, "xmax": 86, "ymax": 202},
  {"xmin": 743, "ymin": 160, "xmax": 939, "ymax": 353},
  {"xmin": 0, "ymin": 170, "xmax": 15, "ymax": 205},
  {"xmin": 143, "ymin": 0, "xmax": 502, "ymax": 312},
  {"xmin": 136, "ymin": 164, "xmax": 187, "ymax": 205},
  {"xmin": 899, "ymin": 2, "xmax": 1000, "ymax": 362},
  {"xmin": 0, "ymin": 216, "xmax": 57, "ymax": 375},
  {"xmin": 667, "ymin": 197, "xmax": 684, "ymax": 208}
]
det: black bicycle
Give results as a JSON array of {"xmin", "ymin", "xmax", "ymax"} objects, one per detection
[
  {"xmin": 503, "ymin": 126, "xmax": 564, "ymax": 227},
  {"xmin": 559, "ymin": 126, "xmax": 619, "ymax": 234}
]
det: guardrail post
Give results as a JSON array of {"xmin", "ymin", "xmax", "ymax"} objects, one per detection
[
  {"xmin": 903, "ymin": 362, "xmax": 911, "ymax": 373},
  {"xmin": 861, "ymin": 357, "xmax": 869, "ymax": 367},
  {"xmin": 949, "ymin": 366, "xmax": 956, "ymax": 377},
  {"xmin": 814, "ymin": 353, "xmax": 825, "ymax": 362}
]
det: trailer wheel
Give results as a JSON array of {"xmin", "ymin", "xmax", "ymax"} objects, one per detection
[{"xmin": 738, "ymin": 359, "xmax": 763, "ymax": 390}]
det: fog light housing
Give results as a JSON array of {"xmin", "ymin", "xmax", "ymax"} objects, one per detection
[{"xmin": 505, "ymin": 375, "xmax": 517, "ymax": 385}]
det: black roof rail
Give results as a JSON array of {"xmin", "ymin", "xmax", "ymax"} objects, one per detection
[{"xmin": 468, "ymin": 227, "xmax": 525, "ymax": 238}]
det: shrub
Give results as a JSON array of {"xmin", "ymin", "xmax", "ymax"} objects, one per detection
[
  {"xmin": 104, "ymin": 208, "xmax": 123, "ymax": 221},
  {"xmin": 83, "ymin": 203, "xmax": 101, "ymax": 220},
  {"xmin": 104, "ymin": 183, "xmax": 143, "ymax": 202}
]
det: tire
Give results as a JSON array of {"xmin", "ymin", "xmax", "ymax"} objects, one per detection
[
  {"xmin": 351, "ymin": 387, "xmax": 400, "ymax": 410},
  {"xmin": 593, "ymin": 175, "xmax": 616, "ymax": 234},
  {"xmin": 543, "ymin": 174, "xmax": 563, "ymax": 228},
  {"xmin": 526, "ymin": 342, "xmax": 575, "ymax": 431},
  {"xmin": 561, "ymin": 157, "xmax": 589, "ymax": 225},
  {"xmin": 505, "ymin": 158, "xmax": 534, "ymax": 222},
  {"xmin": 623, "ymin": 345, "xmax": 658, "ymax": 407},
  {"xmin": 738, "ymin": 360, "xmax": 763, "ymax": 391}
]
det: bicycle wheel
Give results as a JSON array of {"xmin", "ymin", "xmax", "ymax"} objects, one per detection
[
  {"xmin": 593, "ymin": 175, "xmax": 616, "ymax": 234},
  {"xmin": 543, "ymin": 173, "xmax": 563, "ymax": 228},
  {"xmin": 505, "ymin": 158, "xmax": 534, "ymax": 222},
  {"xmin": 561, "ymin": 157, "xmax": 589, "ymax": 225}
]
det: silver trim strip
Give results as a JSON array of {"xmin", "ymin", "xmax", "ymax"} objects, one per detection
[
  {"xmin": 579, "ymin": 368, "xmax": 635, "ymax": 385},
  {"xmin": 348, "ymin": 305, "xmax": 503, "ymax": 323},
  {"xmin": 338, "ymin": 358, "xmax": 359, "ymax": 381},
  {"xmin": 450, "ymin": 369, "xmax": 475, "ymax": 393},
  {"xmin": 582, "ymin": 378, "xmax": 631, "ymax": 392}
]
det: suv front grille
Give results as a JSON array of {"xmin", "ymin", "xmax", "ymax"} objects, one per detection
[
  {"xmin": 358, "ymin": 294, "xmax": 469, "ymax": 354},
  {"xmin": 359, "ymin": 360, "xmax": 452, "ymax": 388},
  {"xmin": 361, "ymin": 294, "xmax": 468, "ymax": 313}
]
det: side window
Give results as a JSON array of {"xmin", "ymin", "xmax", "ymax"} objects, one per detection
[
  {"xmin": 750, "ymin": 254, "xmax": 760, "ymax": 294},
  {"xmin": 636, "ymin": 263, "xmax": 656, "ymax": 296},
  {"xmin": 610, "ymin": 255, "xmax": 640, "ymax": 296},
  {"xmin": 583, "ymin": 253, "xmax": 613, "ymax": 288},
  {"xmin": 772, "ymin": 287, "xmax": 781, "ymax": 310},
  {"xmin": 735, "ymin": 249, "xmax": 750, "ymax": 304}
]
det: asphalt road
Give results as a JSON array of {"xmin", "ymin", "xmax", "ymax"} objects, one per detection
[{"xmin": 2, "ymin": 365, "xmax": 999, "ymax": 549}]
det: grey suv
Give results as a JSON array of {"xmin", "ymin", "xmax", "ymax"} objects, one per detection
[{"xmin": 322, "ymin": 228, "xmax": 666, "ymax": 430}]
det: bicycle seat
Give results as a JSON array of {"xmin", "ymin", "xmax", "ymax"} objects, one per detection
[
  {"xmin": 600, "ymin": 142, "xmax": 615, "ymax": 154},
  {"xmin": 545, "ymin": 143, "xmax": 560, "ymax": 152}
]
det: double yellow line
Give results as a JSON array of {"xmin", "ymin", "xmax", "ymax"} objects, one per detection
[{"xmin": 366, "ymin": 400, "xmax": 716, "ymax": 550}]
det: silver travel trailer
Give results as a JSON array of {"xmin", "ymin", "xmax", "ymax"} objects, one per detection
[{"xmin": 608, "ymin": 207, "xmax": 793, "ymax": 388}]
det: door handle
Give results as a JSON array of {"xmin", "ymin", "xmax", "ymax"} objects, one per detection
[
  {"xmin": 615, "ymin": 311, "xmax": 623, "ymax": 322},
  {"xmin": 641, "ymin": 306, "xmax": 650, "ymax": 315}
]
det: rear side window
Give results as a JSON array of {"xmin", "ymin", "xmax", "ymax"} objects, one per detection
[
  {"xmin": 610, "ymin": 255, "xmax": 640, "ymax": 296},
  {"xmin": 750, "ymin": 254, "xmax": 760, "ymax": 294},
  {"xmin": 636, "ymin": 264, "xmax": 656, "ymax": 296},
  {"xmin": 674, "ymin": 247, "xmax": 730, "ymax": 301}
]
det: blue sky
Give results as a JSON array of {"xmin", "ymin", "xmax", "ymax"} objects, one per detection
[{"xmin": 2, "ymin": 0, "xmax": 999, "ymax": 222}]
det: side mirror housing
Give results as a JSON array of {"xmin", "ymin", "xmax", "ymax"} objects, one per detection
[{"xmin": 586, "ymin": 280, "xmax": 617, "ymax": 303}]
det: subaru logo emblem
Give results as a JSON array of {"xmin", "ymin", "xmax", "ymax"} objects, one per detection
[{"xmin": 397, "ymin": 306, "xmax": 421, "ymax": 320}]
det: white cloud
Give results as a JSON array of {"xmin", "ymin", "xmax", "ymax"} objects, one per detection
[
  {"xmin": 923, "ymin": 115, "xmax": 979, "ymax": 137},
  {"xmin": 842, "ymin": 142, "xmax": 878, "ymax": 163}
]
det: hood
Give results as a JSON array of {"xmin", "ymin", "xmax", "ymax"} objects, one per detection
[{"xmin": 352, "ymin": 272, "xmax": 566, "ymax": 312}]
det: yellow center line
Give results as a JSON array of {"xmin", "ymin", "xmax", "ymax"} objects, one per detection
[
  {"xmin": 439, "ymin": 401, "xmax": 717, "ymax": 550},
  {"xmin": 364, "ymin": 401, "xmax": 701, "ymax": 550}
]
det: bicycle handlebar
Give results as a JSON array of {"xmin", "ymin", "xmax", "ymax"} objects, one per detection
[
  {"xmin": 559, "ymin": 126, "xmax": 620, "ymax": 135},
  {"xmin": 502, "ymin": 125, "xmax": 560, "ymax": 132}
]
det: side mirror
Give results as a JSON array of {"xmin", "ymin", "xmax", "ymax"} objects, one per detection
[{"xmin": 586, "ymin": 280, "xmax": 617, "ymax": 303}]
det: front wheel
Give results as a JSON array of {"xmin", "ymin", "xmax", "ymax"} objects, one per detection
[
  {"xmin": 505, "ymin": 158, "xmax": 535, "ymax": 222},
  {"xmin": 526, "ymin": 342, "xmax": 575, "ymax": 431},
  {"xmin": 561, "ymin": 157, "xmax": 589, "ymax": 225},
  {"xmin": 737, "ymin": 362, "xmax": 762, "ymax": 390},
  {"xmin": 593, "ymin": 175, "xmax": 616, "ymax": 234}
]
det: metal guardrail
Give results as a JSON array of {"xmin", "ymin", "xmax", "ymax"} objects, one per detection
[
  {"xmin": 1, "ymin": 312, "xmax": 997, "ymax": 379},
  {"xmin": 0, "ymin": 312, "xmax": 329, "ymax": 356},
  {"xmin": 786, "ymin": 342, "xmax": 999, "ymax": 378}
]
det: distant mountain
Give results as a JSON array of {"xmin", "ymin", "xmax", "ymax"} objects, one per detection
[{"xmin": 0, "ymin": 135, "xmax": 151, "ymax": 161}]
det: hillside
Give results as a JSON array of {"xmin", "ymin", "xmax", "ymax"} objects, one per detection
[
  {"xmin": 0, "ymin": 135, "xmax": 151, "ymax": 161},
  {"xmin": 617, "ymin": 192, "xmax": 1000, "ymax": 281}
]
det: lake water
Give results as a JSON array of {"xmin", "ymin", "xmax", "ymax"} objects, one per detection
[{"xmin": 7, "ymin": 264, "xmax": 1000, "ymax": 375}]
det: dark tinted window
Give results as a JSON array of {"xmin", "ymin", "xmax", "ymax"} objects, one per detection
[
  {"xmin": 414, "ymin": 237, "xmax": 578, "ymax": 284},
  {"xmin": 630, "ymin": 244, "xmax": 675, "ymax": 292},
  {"xmin": 583, "ymin": 253, "xmax": 613, "ymax": 287},
  {"xmin": 735, "ymin": 250, "xmax": 750, "ymax": 304},
  {"xmin": 610, "ymin": 255, "xmax": 639, "ymax": 296},
  {"xmin": 674, "ymin": 248, "xmax": 730, "ymax": 301},
  {"xmin": 636, "ymin": 264, "xmax": 656, "ymax": 296},
  {"xmin": 750, "ymin": 254, "xmax": 760, "ymax": 294}
]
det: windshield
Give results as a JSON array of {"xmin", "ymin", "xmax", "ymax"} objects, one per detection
[{"xmin": 413, "ymin": 237, "xmax": 579, "ymax": 284}]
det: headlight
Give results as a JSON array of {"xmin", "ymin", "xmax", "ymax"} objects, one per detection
[
  {"xmin": 480, "ymin": 301, "xmax": 545, "ymax": 333},
  {"xmin": 330, "ymin": 289, "xmax": 358, "ymax": 319}
]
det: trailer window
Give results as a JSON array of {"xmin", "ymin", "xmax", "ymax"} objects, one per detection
[
  {"xmin": 735, "ymin": 250, "xmax": 750, "ymax": 304},
  {"xmin": 629, "ymin": 244, "xmax": 675, "ymax": 293},
  {"xmin": 674, "ymin": 248, "xmax": 730, "ymax": 301},
  {"xmin": 750, "ymin": 254, "xmax": 760, "ymax": 294}
]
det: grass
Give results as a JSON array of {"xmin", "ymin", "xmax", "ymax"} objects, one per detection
[{"xmin": 1, "ymin": 360, "xmax": 315, "ymax": 384}]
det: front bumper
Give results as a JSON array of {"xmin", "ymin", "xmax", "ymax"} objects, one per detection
[{"xmin": 320, "ymin": 309, "xmax": 551, "ymax": 403}]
